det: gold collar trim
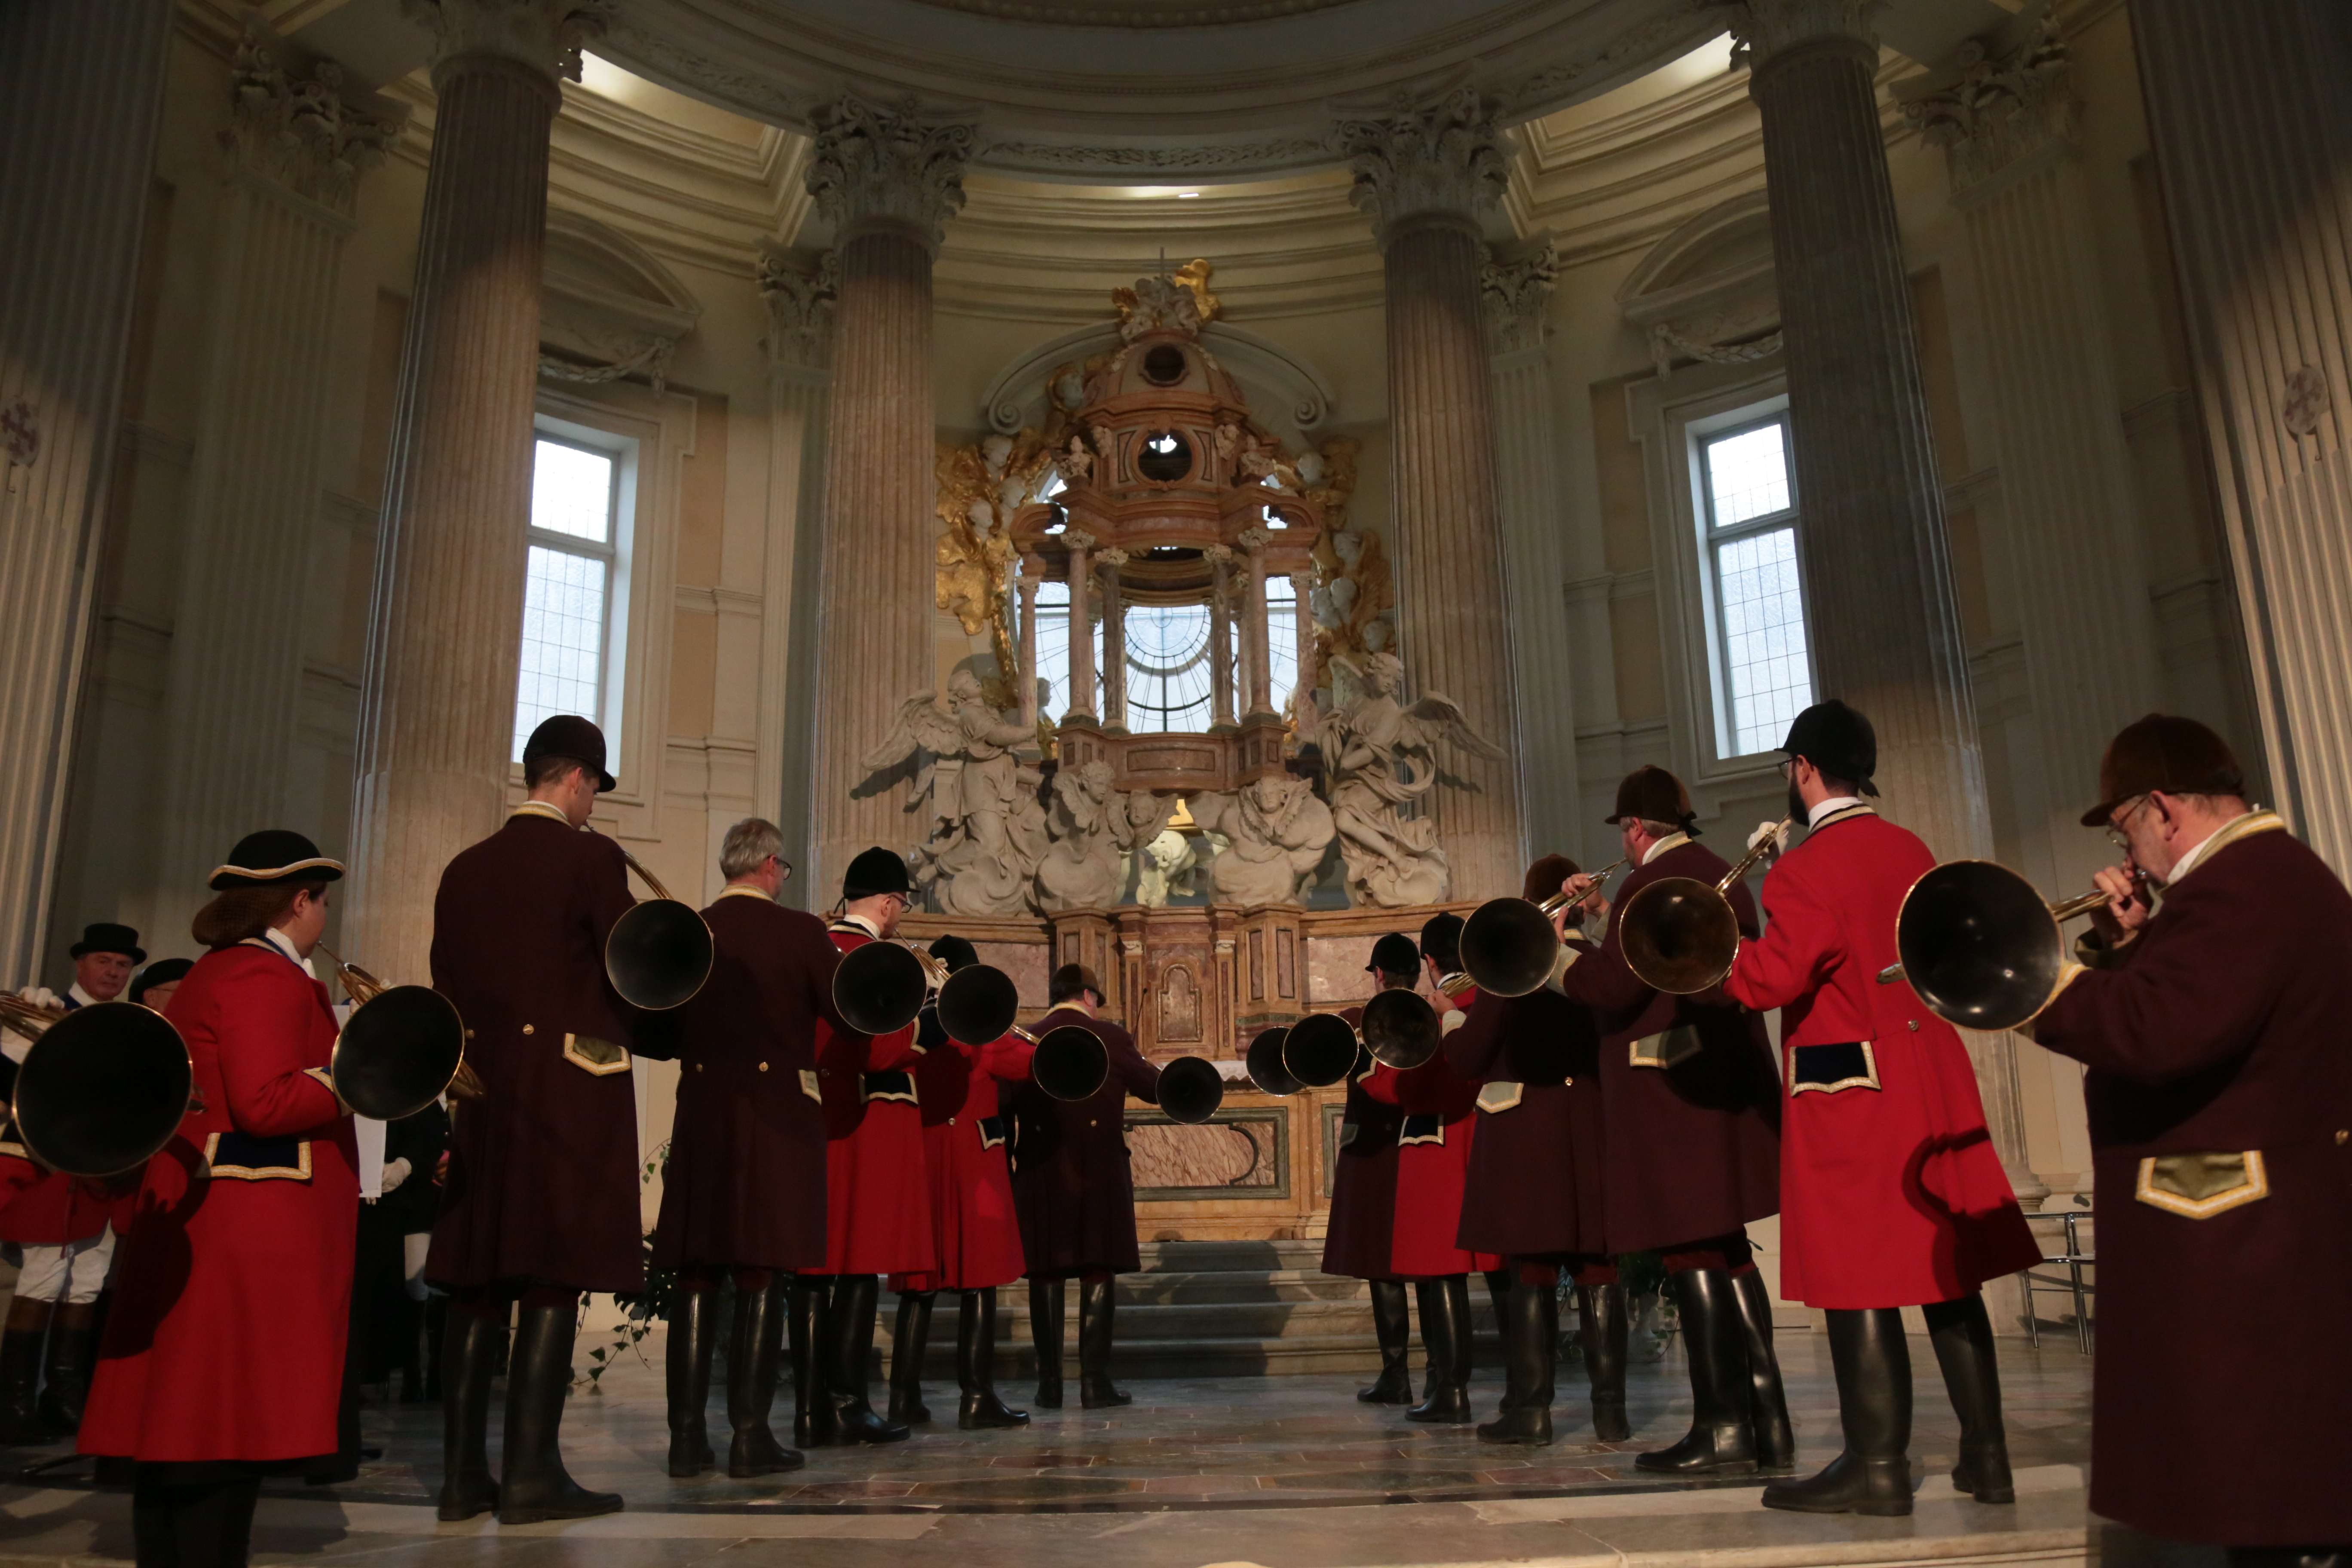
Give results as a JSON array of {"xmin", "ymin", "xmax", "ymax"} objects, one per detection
[
  {"xmin": 1807, "ymin": 804, "xmax": 1878, "ymax": 834},
  {"xmin": 2165, "ymin": 810, "xmax": 2288, "ymax": 886},
  {"xmin": 509, "ymin": 801, "xmax": 573, "ymax": 824},
  {"xmin": 714, "ymin": 885, "xmax": 772, "ymax": 902}
]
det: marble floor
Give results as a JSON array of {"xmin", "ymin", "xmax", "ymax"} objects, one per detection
[{"xmin": 0, "ymin": 1329, "xmax": 2169, "ymax": 1568}]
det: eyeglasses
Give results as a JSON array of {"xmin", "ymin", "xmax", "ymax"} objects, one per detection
[{"xmin": 2105, "ymin": 796, "xmax": 2150, "ymax": 852}]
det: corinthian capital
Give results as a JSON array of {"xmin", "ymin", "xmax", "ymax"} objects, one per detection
[
  {"xmin": 1731, "ymin": 0, "xmax": 1884, "ymax": 74},
  {"xmin": 1482, "ymin": 236, "xmax": 1561, "ymax": 357},
  {"xmin": 806, "ymin": 96, "xmax": 977, "ymax": 252},
  {"xmin": 756, "ymin": 245, "xmax": 838, "ymax": 370},
  {"xmin": 227, "ymin": 29, "xmax": 400, "ymax": 217},
  {"xmin": 1333, "ymin": 88, "xmax": 1507, "ymax": 245},
  {"xmin": 399, "ymin": 0, "xmax": 611, "ymax": 89},
  {"xmin": 1896, "ymin": 10, "xmax": 2074, "ymax": 199}
]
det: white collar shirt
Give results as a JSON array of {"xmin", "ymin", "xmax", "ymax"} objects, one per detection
[
  {"xmin": 1641, "ymin": 831, "xmax": 1691, "ymax": 866},
  {"xmin": 1807, "ymin": 795, "xmax": 1866, "ymax": 829}
]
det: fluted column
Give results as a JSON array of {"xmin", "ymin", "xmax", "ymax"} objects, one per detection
[
  {"xmin": 1339, "ymin": 89, "xmax": 1526, "ymax": 899},
  {"xmin": 1742, "ymin": 0, "xmax": 2037, "ymax": 1200},
  {"xmin": 1901, "ymin": 20, "xmax": 2159, "ymax": 894},
  {"xmin": 157, "ymin": 35, "xmax": 395, "ymax": 941},
  {"xmin": 343, "ymin": 0, "xmax": 595, "ymax": 983},
  {"xmin": 1015, "ymin": 572, "xmax": 1040, "ymax": 729},
  {"xmin": 2130, "ymin": 0, "xmax": 2352, "ymax": 870},
  {"xmin": 757, "ymin": 247, "xmax": 834, "ymax": 882},
  {"xmin": 1483, "ymin": 236, "xmax": 1579, "ymax": 854},
  {"xmin": 1098, "ymin": 548, "xmax": 1129, "ymax": 731},
  {"xmin": 1239, "ymin": 528, "xmax": 1274, "ymax": 717},
  {"xmin": 1207, "ymin": 545, "xmax": 1237, "ymax": 727},
  {"xmin": 1063, "ymin": 530, "xmax": 1097, "ymax": 722},
  {"xmin": 0, "ymin": 0, "xmax": 173, "ymax": 977},
  {"xmin": 806, "ymin": 96, "xmax": 974, "ymax": 890}
]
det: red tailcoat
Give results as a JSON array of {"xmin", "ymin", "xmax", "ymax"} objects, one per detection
[
  {"xmin": 0, "ymin": 1153, "xmax": 40, "ymax": 1206},
  {"xmin": 1556, "ymin": 838, "xmax": 1782, "ymax": 1251},
  {"xmin": 0, "ymin": 994, "xmax": 116, "ymax": 1247},
  {"xmin": 2030, "ymin": 818, "xmax": 2352, "ymax": 1548},
  {"xmin": 427, "ymin": 806, "xmax": 645, "ymax": 1294},
  {"xmin": 815, "ymin": 923, "xmax": 933, "ymax": 1277},
  {"xmin": 892, "ymin": 1013, "xmax": 1032, "ymax": 1293},
  {"xmin": 1365, "ymin": 984, "xmax": 1499, "ymax": 1278},
  {"xmin": 649, "ymin": 890, "xmax": 839, "ymax": 1273},
  {"xmin": 1319, "ymin": 1004, "xmax": 1402, "ymax": 1282},
  {"xmin": 1445, "ymin": 985, "xmax": 1610, "ymax": 1258},
  {"xmin": 1723, "ymin": 807, "xmax": 2037, "ymax": 1308},
  {"xmin": 81, "ymin": 941, "xmax": 355, "ymax": 1463},
  {"xmin": 1006, "ymin": 1008, "xmax": 1160, "ymax": 1277}
]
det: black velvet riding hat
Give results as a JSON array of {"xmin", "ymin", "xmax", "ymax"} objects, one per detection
[
  {"xmin": 130, "ymin": 958, "xmax": 193, "ymax": 1003},
  {"xmin": 1605, "ymin": 764, "xmax": 1700, "ymax": 835},
  {"xmin": 70, "ymin": 922, "xmax": 145, "ymax": 963},
  {"xmin": 1366, "ymin": 932, "xmax": 1420, "ymax": 977},
  {"xmin": 1780, "ymin": 699, "xmax": 1878, "ymax": 796},
  {"xmin": 928, "ymin": 934, "xmax": 980, "ymax": 973},
  {"xmin": 522, "ymin": 714, "xmax": 617, "ymax": 793},
  {"xmin": 208, "ymin": 830, "xmax": 346, "ymax": 891},
  {"xmin": 842, "ymin": 845, "xmax": 913, "ymax": 900},
  {"xmin": 1522, "ymin": 853, "xmax": 1582, "ymax": 904},
  {"xmin": 1418, "ymin": 911, "xmax": 1465, "ymax": 971}
]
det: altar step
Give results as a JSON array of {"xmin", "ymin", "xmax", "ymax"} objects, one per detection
[{"xmin": 881, "ymin": 1238, "xmax": 1504, "ymax": 1380}]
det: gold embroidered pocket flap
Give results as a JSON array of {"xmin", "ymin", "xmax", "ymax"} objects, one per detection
[
  {"xmin": 1789, "ymin": 1041, "xmax": 1880, "ymax": 1096},
  {"xmin": 1476, "ymin": 1081, "xmax": 1525, "ymax": 1115},
  {"xmin": 563, "ymin": 1033, "xmax": 632, "ymax": 1077},
  {"xmin": 203, "ymin": 1130, "xmax": 313, "ymax": 1182},
  {"xmin": 2136, "ymin": 1150, "xmax": 2269, "ymax": 1218},
  {"xmin": 799, "ymin": 1068, "xmax": 822, "ymax": 1103},
  {"xmin": 1631, "ymin": 1025, "xmax": 1703, "ymax": 1071}
]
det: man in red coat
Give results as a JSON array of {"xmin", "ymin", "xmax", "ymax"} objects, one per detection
[
  {"xmin": 649, "ymin": 816, "xmax": 838, "ymax": 1479},
  {"xmin": 1005, "ymin": 964, "xmax": 1161, "ymax": 1409},
  {"xmin": 0, "ymin": 920, "xmax": 144, "ymax": 1442},
  {"xmin": 1551, "ymin": 766, "xmax": 1788, "ymax": 1476},
  {"xmin": 2027, "ymin": 716, "xmax": 2351, "ymax": 1559},
  {"xmin": 427, "ymin": 716, "xmax": 638, "ymax": 1524},
  {"xmin": 1319, "ymin": 943, "xmax": 1412, "ymax": 1408},
  {"xmin": 1721, "ymin": 701, "xmax": 2039, "ymax": 1518},
  {"xmin": 810, "ymin": 846, "xmax": 931, "ymax": 1445}
]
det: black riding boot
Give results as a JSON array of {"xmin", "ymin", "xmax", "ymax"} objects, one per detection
[
  {"xmin": 1637, "ymin": 1270, "xmax": 1758, "ymax": 1475},
  {"xmin": 1479, "ymin": 1272, "xmax": 1554, "ymax": 1444},
  {"xmin": 888, "ymin": 1291, "xmax": 935, "ymax": 1425},
  {"xmin": 789, "ymin": 1275, "xmax": 834, "ymax": 1448},
  {"xmin": 665, "ymin": 1285, "xmax": 717, "ymax": 1477},
  {"xmin": 825, "ymin": 1276, "xmax": 908, "ymax": 1443},
  {"xmin": 497, "ymin": 1304, "xmax": 623, "ymax": 1525},
  {"xmin": 1407, "ymin": 1276, "xmax": 1474, "ymax": 1423},
  {"xmin": 1078, "ymin": 1277, "xmax": 1131, "ymax": 1409},
  {"xmin": 958, "ymin": 1289, "xmax": 1029, "ymax": 1429},
  {"xmin": 728, "ymin": 1278, "xmax": 802, "ymax": 1477},
  {"xmin": 39, "ymin": 1306, "xmax": 94, "ymax": 1433},
  {"xmin": 1925, "ymin": 1292, "xmax": 2014, "ymax": 1504},
  {"xmin": 1733, "ymin": 1268, "xmax": 1796, "ymax": 1470},
  {"xmin": 1484, "ymin": 1268, "xmax": 1513, "ymax": 1331},
  {"xmin": 435, "ymin": 1310, "xmax": 504, "ymax": 1522},
  {"xmin": 420, "ymin": 1294, "xmax": 449, "ymax": 1402},
  {"xmin": 0, "ymin": 1328, "xmax": 45, "ymax": 1446},
  {"xmin": 1030, "ymin": 1278, "xmax": 1066, "ymax": 1408},
  {"xmin": 1762, "ymin": 1307, "xmax": 1912, "ymax": 1516},
  {"xmin": 1580, "ymin": 1280, "xmax": 1631, "ymax": 1441},
  {"xmin": 132, "ymin": 1466, "xmax": 264, "ymax": 1568},
  {"xmin": 1359, "ymin": 1280, "xmax": 1413, "ymax": 1405}
]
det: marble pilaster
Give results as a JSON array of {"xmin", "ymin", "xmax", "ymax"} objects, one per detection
[
  {"xmin": 1288, "ymin": 569, "xmax": 1316, "ymax": 720},
  {"xmin": 1239, "ymin": 528, "xmax": 1273, "ymax": 717},
  {"xmin": 2130, "ymin": 0, "xmax": 2352, "ymax": 870},
  {"xmin": 805, "ymin": 95, "xmax": 974, "ymax": 891},
  {"xmin": 343, "ymin": 0, "xmax": 600, "ymax": 984},
  {"xmin": 1338, "ymin": 89, "xmax": 1526, "ymax": 900},
  {"xmin": 757, "ymin": 246, "xmax": 834, "ymax": 880},
  {"xmin": 1098, "ymin": 548, "xmax": 1130, "ymax": 731},
  {"xmin": 1063, "ymin": 530, "xmax": 1097, "ymax": 722},
  {"xmin": 0, "ymin": 0, "xmax": 174, "ymax": 977},
  {"xmin": 1207, "ymin": 545, "xmax": 1236, "ymax": 727}
]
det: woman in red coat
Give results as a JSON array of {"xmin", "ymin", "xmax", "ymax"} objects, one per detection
[
  {"xmin": 886, "ymin": 936, "xmax": 1034, "ymax": 1431},
  {"xmin": 80, "ymin": 831, "xmax": 356, "ymax": 1568}
]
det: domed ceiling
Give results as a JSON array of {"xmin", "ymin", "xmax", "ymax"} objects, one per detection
[{"xmin": 600, "ymin": 0, "xmax": 1741, "ymax": 180}]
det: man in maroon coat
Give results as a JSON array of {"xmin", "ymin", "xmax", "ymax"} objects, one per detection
[
  {"xmin": 427, "ymin": 716, "xmax": 638, "ymax": 1525},
  {"xmin": 1005, "ymin": 964, "xmax": 1161, "ymax": 1409},
  {"xmin": 2028, "ymin": 716, "xmax": 2352, "ymax": 1560},
  {"xmin": 1319, "ymin": 937, "xmax": 1412, "ymax": 1407},
  {"xmin": 650, "ymin": 816, "xmax": 839, "ymax": 1480},
  {"xmin": 1551, "ymin": 766, "xmax": 1788, "ymax": 1476}
]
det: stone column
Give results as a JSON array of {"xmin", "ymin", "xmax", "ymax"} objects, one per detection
[
  {"xmin": 756, "ymin": 246, "xmax": 834, "ymax": 883},
  {"xmin": 1900, "ymin": 18, "xmax": 2159, "ymax": 894},
  {"xmin": 1239, "ymin": 528, "xmax": 1274, "ymax": 717},
  {"xmin": 157, "ymin": 34, "xmax": 396, "ymax": 941},
  {"xmin": 1741, "ymin": 0, "xmax": 2036, "ymax": 1200},
  {"xmin": 2130, "ymin": 0, "xmax": 2352, "ymax": 869},
  {"xmin": 1015, "ymin": 572, "xmax": 1040, "ymax": 729},
  {"xmin": 1338, "ymin": 89, "xmax": 1526, "ymax": 900},
  {"xmin": 1098, "ymin": 547, "xmax": 1129, "ymax": 731},
  {"xmin": 1063, "ymin": 530, "xmax": 1097, "ymax": 722},
  {"xmin": 1289, "ymin": 568, "xmax": 1316, "ymax": 719},
  {"xmin": 343, "ymin": 0, "xmax": 597, "ymax": 984},
  {"xmin": 1207, "ymin": 545, "xmax": 1237, "ymax": 727},
  {"xmin": 1482, "ymin": 236, "xmax": 1580, "ymax": 855},
  {"xmin": 0, "ymin": 0, "xmax": 173, "ymax": 978},
  {"xmin": 805, "ymin": 96, "xmax": 974, "ymax": 891}
]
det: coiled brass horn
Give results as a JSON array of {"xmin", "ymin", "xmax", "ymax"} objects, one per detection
[
  {"xmin": 320, "ymin": 945, "xmax": 470, "ymax": 1121},
  {"xmin": 1155, "ymin": 1055, "xmax": 1225, "ymax": 1124},
  {"xmin": 8, "ymin": 1003, "xmax": 193, "ymax": 1178},
  {"xmin": 832, "ymin": 941, "xmax": 946, "ymax": 1037},
  {"xmin": 1880, "ymin": 860, "xmax": 2125, "ymax": 1032},
  {"xmin": 934, "ymin": 963, "xmax": 1020, "ymax": 1047},
  {"xmin": 1461, "ymin": 858, "xmax": 1629, "ymax": 998},
  {"xmin": 1244, "ymin": 1026, "xmax": 1305, "ymax": 1096},
  {"xmin": 1620, "ymin": 821, "xmax": 1792, "ymax": 995},
  {"xmin": 1281, "ymin": 1011, "xmax": 1361, "ymax": 1090},
  {"xmin": 602, "ymin": 838, "xmax": 714, "ymax": 1011},
  {"xmin": 1030, "ymin": 1023, "xmax": 1109, "ymax": 1102},
  {"xmin": 1360, "ymin": 988, "xmax": 1442, "ymax": 1070}
]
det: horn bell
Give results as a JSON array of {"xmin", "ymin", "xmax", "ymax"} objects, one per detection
[
  {"xmin": 1460, "ymin": 896, "xmax": 1563, "ymax": 998},
  {"xmin": 1895, "ymin": 859, "xmax": 2067, "ymax": 1033},
  {"xmin": 1156, "ymin": 1055, "xmax": 1225, "ymax": 1124},
  {"xmin": 606, "ymin": 899, "xmax": 714, "ymax": 1011},
  {"xmin": 1619, "ymin": 876, "xmax": 1743, "ymax": 995},
  {"xmin": 12, "ymin": 1003, "xmax": 192, "ymax": 1178},
  {"xmin": 1361, "ymin": 988, "xmax": 1442, "ymax": 1070},
  {"xmin": 1244, "ymin": 1026, "xmax": 1304, "ymax": 1096},
  {"xmin": 1282, "ymin": 1011, "xmax": 1359, "ymax": 1089},
  {"xmin": 333, "ymin": 985, "xmax": 467, "ymax": 1122},
  {"xmin": 936, "ymin": 964, "xmax": 1020, "ymax": 1046},
  {"xmin": 1032, "ymin": 1023, "xmax": 1109, "ymax": 1102},
  {"xmin": 832, "ymin": 941, "xmax": 929, "ymax": 1035}
]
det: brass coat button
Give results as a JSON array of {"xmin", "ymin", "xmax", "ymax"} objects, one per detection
[
  {"xmin": 464, "ymin": 1029, "xmax": 475, "ymax": 1040},
  {"xmin": 2337, "ymin": 1130, "xmax": 2348, "ymax": 1145},
  {"xmin": 1908, "ymin": 1020, "xmax": 1920, "ymax": 1031},
  {"xmin": 1089, "ymin": 1119, "xmax": 1099, "ymax": 1128},
  {"xmin": 521, "ymin": 1024, "xmax": 534, "ymax": 1036},
  {"xmin": 758, "ymin": 1062, "xmax": 769, "ymax": 1072},
  {"xmin": 694, "ymin": 1063, "xmax": 704, "ymax": 1073}
]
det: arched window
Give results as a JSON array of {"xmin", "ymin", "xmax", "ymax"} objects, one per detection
[{"xmin": 1124, "ymin": 600, "xmax": 1215, "ymax": 732}]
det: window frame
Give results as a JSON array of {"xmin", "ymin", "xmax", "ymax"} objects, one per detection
[
  {"xmin": 1690, "ymin": 408, "xmax": 1813, "ymax": 762},
  {"xmin": 518, "ymin": 408, "xmax": 643, "ymax": 786}
]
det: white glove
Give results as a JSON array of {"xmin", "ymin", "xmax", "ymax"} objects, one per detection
[
  {"xmin": 15, "ymin": 986, "xmax": 57, "ymax": 1010},
  {"xmin": 379, "ymin": 1157, "xmax": 413, "ymax": 1195},
  {"xmin": 1747, "ymin": 820, "xmax": 1790, "ymax": 855}
]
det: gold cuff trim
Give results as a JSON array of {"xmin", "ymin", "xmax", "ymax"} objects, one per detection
[
  {"xmin": 1631, "ymin": 1025, "xmax": 1702, "ymax": 1071},
  {"xmin": 2014, "ymin": 962, "xmax": 2089, "ymax": 1041},
  {"xmin": 2136, "ymin": 1149, "xmax": 2269, "ymax": 1218},
  {"xmin": 563, "ymin": 1033, "xmax": 632, "ymax": 1077},
  {"xmin": 201, "ymin": 1132, "xmax": 313, "ymax": 1182},
  {"xmin": 1544, "ymin": 943, "xmax": 1581, "ymax": 995},
  {"xmin": 799, "ymin": 1068, "xmax": 821, "ymax": 1103},
  {"xmin": 1476, "ymin": 1081, "xmax": 1524, "ymax": 1115},
  {"xmin": 1439, "ymin": 1008, "xmax": 1467, "ymax": 1037}
]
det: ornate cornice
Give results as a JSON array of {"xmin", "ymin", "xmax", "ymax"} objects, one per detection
[
  {"xmin": 1482, "ymin": 236, "xmax": 1562, "ymax": 358},
  {"xmin": 1333, "ymin": 88, "xmax": 1508, "ymax": 245},
  {"xmin": 1730, "ymin": 0, "xmax": 1884, "ymax": 74},
  {"xmin": 1896, "ymin": 9, "xmax": 2075, "ymax": 199},
  {"xmin": 1493, "ymin": 0, "xmax": 1746, "ymax": 119},
  {"xmin": 757, "ymin": 245, "xmax": 838, "ymax": 371},
  {"xmin": 225, "ymin": 31, "xmax": 398, "ymax": 218},
  {"xmin": 806, "ymin": 95, "xmax": 977, "ymax": 252},
  {"xmin": 399, "ymin": 0, "xmax": 612, "ymax": 88},
  {"xmin": 979, "ymin": 137, "xmax": 1336, "ymax": 179}
]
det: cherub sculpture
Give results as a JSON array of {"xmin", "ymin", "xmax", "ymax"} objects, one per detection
[
  {"xmin": 1035, "ymin": 760, "xmax": 1125, "ymax": 911},
  {"xmin": 1316, "ymin": 652, "xmax": 1503, "ymax": 906},
  {"xmin": 1190, "ymin": 774, "xmax": 1336, "ymax": 908},
  {"xmin": 862, "ymin": 669, "xmax": 1042, "ymax": 916}
]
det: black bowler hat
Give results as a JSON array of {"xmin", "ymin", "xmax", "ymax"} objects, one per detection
[
  {"xmin": 2081, "ymin": 714, "xmax": 2246, "ymax": 827},
  {"xmin": 70, "ymin": 922, "xmax": 145, "ymax": 964},
  {"xmin": 208, "ymin": 830, "xmax": 346, "ymax": 891},
  {"xmin": 130, "ymin": 957, "xmax": 193, "ymax": 1004},
  {"xmin": 522, "ymin": 714, "xmax": 617, "ymax": 793},
  {"xmin": 1366, "ymin": 932, "xmax": 1419, "ymax": 977},
  {"xmin": 842, "ymin": 846, "xmax": 913, "ymax": 901},
  {"xmin": 1419, "ymin": 911, "xmax": 1465, "ymax": 972},
  {"xmin": 929, "ymin": 934, "xmax": 980, "ymax": 973},
  {"xmin": 1605, "ymin": 764, "xmax": 1700, "ymax": 835},
  {"xmin": 1780, "ymin": 700, "xmax": 1878, "ymax": 796}
]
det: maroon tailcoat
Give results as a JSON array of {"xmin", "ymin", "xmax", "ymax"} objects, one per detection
[
  {"xmin": 1007, "ymin": 1007, "xmax": 1161, "ymax": 1277},
  {"xmin": 2032, "ymin": 818, "xmax": 2352, "ymax": 1548},
  {"xmin": 649, "ymin": 889, "xmax": 839, "ymax": 1273},
  {"xmin": 1555, "ymin": 837, "xmax": 1781, "ymax": 1252},
  {"xmin": 1319, "ymin": 1002, "xmax": 1401, "ymax": 1282},
  {"xmin": 426, "ymin": 806, "xmax": 645, "ymax": 1295},
  {"xmin": 1445, "ymin": 985, "xmax": 1610, "ymax": 1258}
]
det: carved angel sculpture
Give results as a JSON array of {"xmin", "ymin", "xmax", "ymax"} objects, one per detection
[
  {"xmin": 861, "ymin": 670, "xmax": 1042, "ymax": 916},
  {"xmin": 1035, "ymin": 760, "xmax": 1126, "ymax": 911},
  {"xmin": 1190, "ymin": 775, "xmax": 1336, "ymax": 908},
  {"xmin": 1055, "ymin": 432, "xmax": 1093, "ymax": 485},
  {"xmin": 1316, "ymin": 651, "xmax": 1504, "ymax": 906}
]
